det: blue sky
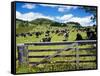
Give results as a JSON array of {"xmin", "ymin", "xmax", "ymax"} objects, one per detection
[{"xmin": 16, "ymin": 2, "xmax": 96, "ymax": 26}]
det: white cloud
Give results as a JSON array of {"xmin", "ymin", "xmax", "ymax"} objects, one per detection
[
  {"xmin": 39, "ymin": 4, "xmax": 59, "ymax": 7},
  {"xmin": 62, "ymin": 15, "xmax": 94, "ymax": 26},
  {"xmin": 16, "ymin": 11, "xmax": 95, "ymax": 26},
  {"xmin": 16, "ymin": 11, "xmax": 21, "ymax": 18},
  {"xmin": 67, "ymin": 15, "xmax": 94, "ymax": 26},
  {"xmin": 22, "ymin": 3, "xmax": 36, "ymax": 9},
  {"xmin": 39, "ymin": 4, "xmax": 78, "ymax": 13},
  {"xmin": 65, "ymin": 6, "xmax": 78, "ymax": 10},
  {"xmin": 58, "ymin": 6, "xmax": 78, "ymax": 12},
  {"xmin": 16, "ymin": 11, "xmax": 54, "ymax": 21},
  {"xmin": 58, "ymin": 8, "xmax": 65, "ymax": 12},
  {"xmin": 56, "ymin": 14, "xmax": 94, "ymax": 26},
  {"xmin": 56, "ymin": 14, "xmax": 73, "ymax": 22}
]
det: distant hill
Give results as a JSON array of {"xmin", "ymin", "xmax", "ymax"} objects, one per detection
[
  {"xmin": 16, "ymin": 18, "xmax": 82, "ymax": 28},
  {"xmin": 16, "ymin": 19, "xmax": 29, "ymax": 27},
  {"xmin": 66, "ymin": 22, "xmax": 82, "ymax": 28},
  {"xmin": 30, "ymin": 18, "xmax": 54, "ymax": 25}
]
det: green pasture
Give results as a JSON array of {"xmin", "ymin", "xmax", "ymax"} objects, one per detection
[{"xmin": 16, "ymin": 26, "xmax": 96, "ymax": 73}]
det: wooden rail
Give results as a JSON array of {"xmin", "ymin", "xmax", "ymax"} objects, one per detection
[
  {"xmin": 28, "ymin": 54, "xmax": 96, "ymax": 58},
  {"xmin": 28, "ymin": 48, "xmax": 96, "ymax": 52},
  {"xmin": 29, "ymin": 60, "xmax": 96, "ymax": 64},
  {"xmin": 17, "ymin": 40, "xmax": 96, "ymax": 46}
]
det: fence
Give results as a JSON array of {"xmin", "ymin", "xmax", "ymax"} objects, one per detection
[{"xmin": 16, "ymin": 40, "xmax": 97, "ymax": 70}]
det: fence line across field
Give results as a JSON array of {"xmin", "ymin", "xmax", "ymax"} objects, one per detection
[
  {"xmin": 16, "ymin": 40, "xmax": 97, "ymax": 70},
  {"xmin": 17, "ymin": 40, "xmax": 96, "ymax": 46}
]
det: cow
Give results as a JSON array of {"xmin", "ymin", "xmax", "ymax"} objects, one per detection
[
  {"xmin": 45, "ymin": 30, "xmax": 50, "ymax": 36},
  {"xmin": 16, "ymin": 34, "xmax": 19, "ymax": 37},
  {"xmin": 76, "ymin": 33, "xmax": 83, "ymax": 40},
  {"xmin": 35, "ymin": 32, "xmax": 41, "ymax": 38},
  {"xmin": 26, "ymin": 32, "xmax": 32, "ymax": 36},
  {"xmin": 20, "ymin": 33, "xmax": 26, "ymax": 37},
  {"xmin": 51, "ymin": 30, "xmax": 54, "ymax": 33},
  {"xmin": 86, "ymin": 28, "xmax": 96, "ymax": 40},
  {"xmin": 63, "ymin": 32, "xmax": 69, "ymax": 41},
  {"xmin": 42, "ymin": 37, "xmax": 51, "ymax": 42},
  {"xmin": 29, "ymin": 33, "xmax": 32, "ymax": 36},
  {"xmin": 41, "ymin": 35, "xmax": 52, "ymax": 42},
  {"xmin": 55, "ymin": 29, "xmax": 59, "ymax": 34},
  {"xmin": 88, "ymin": 31, "xmax": 96, "ymax": 40}
]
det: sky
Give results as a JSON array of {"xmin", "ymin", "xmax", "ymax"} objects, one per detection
[{"xmin": 16, "ymin": 2, "xmax": 96, "ymax": 26}]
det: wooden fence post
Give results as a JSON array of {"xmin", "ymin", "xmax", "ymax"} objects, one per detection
[
  {"xmin": 75, "ymin": 43, "xmax": 79, "ymax": 70},
  {"xmin": 17, "ymin": 45, "xmax": 28, "ymax": 67},
  {"xmin": 23, "ymin": 45, "xmax": 29, "ymax": 66}
]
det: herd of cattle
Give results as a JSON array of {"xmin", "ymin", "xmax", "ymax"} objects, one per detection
[{"xmin": 16, "ymin": 27, "xmax": 97, "ymax": 42}]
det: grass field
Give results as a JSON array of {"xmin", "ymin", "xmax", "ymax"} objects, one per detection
[{"xmin": 16, "ymin": 25, "xmax": 96, "ymax": 73}]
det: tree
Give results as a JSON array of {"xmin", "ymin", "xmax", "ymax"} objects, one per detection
[{"xmin": 50, "ymin": 22, "xmax": 61, "ymax": 27}]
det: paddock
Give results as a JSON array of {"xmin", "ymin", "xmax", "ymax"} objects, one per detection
[{"xmin": 16, "ymin": 40, "xmax": 97, "ymax": 72}]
